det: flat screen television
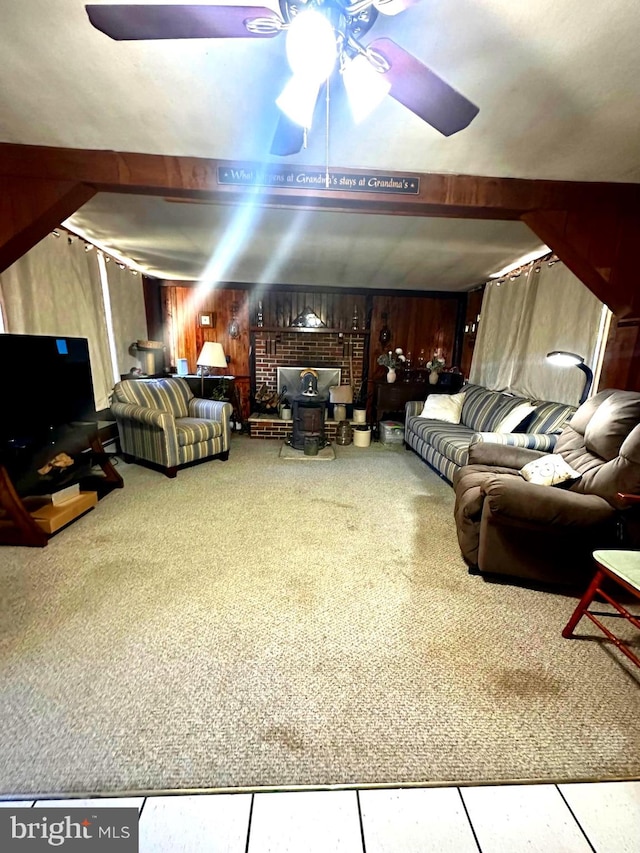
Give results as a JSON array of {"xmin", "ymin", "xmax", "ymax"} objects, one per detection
[{"xmin": 0, "ymin": 333, "xmax": 97, "ymax": 450}]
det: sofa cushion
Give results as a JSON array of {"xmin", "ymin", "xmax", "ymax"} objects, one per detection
[
  {"xmin": 485, "ymin": 395, "xmax": 534, "ymax": 432},
  {"xmin": 520, "ymin": 454, "xmax": 582, "ymax": 487},
  {"xmin": 115, "ymin": 378, "xmax": 192, "ymax": 418},
  {"xmin": 460, "ymin": 385, "xmax": 498, "ymax": 431},
  {"xmin": 584, "ymin": 391, "xmax": 640, "ymax": 461},
  {"xmin": 493, "ymin": 402, "xmax": 537, "ymax": 433},
  {"xmin": 460, "ymin": 386, "xmax": 530, "ymax": 433},
  {"xmin": 419, "ymin": 391, "xmax": 466, "ymax": 423},
  {"xmin": 525, "ymin": 401, "xmax": 576, "ymax": 435},
  {"xmin": 472, "ymin": 430, "xmax": 558, "ymax": 452},
  {"xmin": 175, "ymin": 417, "xmax": 223, "ymax": 447},
  {"xmin": 412, "ymin": 420, "xmax": 474, "ymax": 468}
]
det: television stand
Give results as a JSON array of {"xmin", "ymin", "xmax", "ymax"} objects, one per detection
[{"xmin": 0, "ymin": 429, "xmax": 123, "ymax": 547}]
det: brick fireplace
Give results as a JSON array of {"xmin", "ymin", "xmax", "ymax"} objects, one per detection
[
  {"xmin": 253, "ymin": 331, "xmax": 365, "ymax": 394},
  {"xmin": 249, "ymin": 330, "xmax": 367, "ymax": 440}
]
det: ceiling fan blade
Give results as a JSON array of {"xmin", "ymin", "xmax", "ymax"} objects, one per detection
[
  {"xmin": 270, "ymin": 112, "xmax": 306, "ymax": 156},
  {"xmin": 85, "ymin": 4, "xmax": 283, "ymax": 40},
  {"xmin": 368, "ymin": 38, "xmax": 479, "ymax": 136}
]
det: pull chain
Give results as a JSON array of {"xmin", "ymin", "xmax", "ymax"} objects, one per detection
[{"xmin": 325, "ymin": 75, "xmax": 330, "ymax": 189}]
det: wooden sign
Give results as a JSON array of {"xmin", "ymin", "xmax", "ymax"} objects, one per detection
[{"xmin": 217, "ymin": 166, "xmax": 420, "ymax": 195}]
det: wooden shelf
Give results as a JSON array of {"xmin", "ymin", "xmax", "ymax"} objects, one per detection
[
  {"xmin": 251, "ymin": 326, "xmax": 369, "ymax": 335},
  {"xmin": 23, "ymin": 491, "xmax": 98, "ymax": 534},
  {"xmin": 0, "ymin": 427, "xmax": 123, "ymax": 547}
]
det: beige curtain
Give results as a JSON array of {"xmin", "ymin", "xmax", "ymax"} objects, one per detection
[
  {"xmin": 0, "ymin": 234, "xmax": 114, "ymax": 410},
  {"xmin": 468, "ymin": 272, "xmax": 531, "ymax": 392},
  {"xmin": 470, "ymin": 262, "xmax": 609, "ymax": 405},
  {"xmin": 102, "ymin": 257, "xmax": 149, "ymax": 377}
]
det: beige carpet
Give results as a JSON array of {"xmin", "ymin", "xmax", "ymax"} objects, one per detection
[{"xmin": 1, "ymin": 436, "xmax": 639, "ymax": 798}]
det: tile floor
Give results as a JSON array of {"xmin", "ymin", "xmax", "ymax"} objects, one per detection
[{"xmin": 1, "ymin": 781, "xmax": 639, "ymax": 852}]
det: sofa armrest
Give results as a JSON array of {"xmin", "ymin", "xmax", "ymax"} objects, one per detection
[
  {"xmin": 471, "ymin": 431, "xmax": 558, "ymax": 452},
  {"xmin": 405, "ymin": 400, "xmax": 424, "ymax": 418},
  {"xmin": 468, "ymin": 439, "xmax": 546, "ymax": 470},
  {"xmin": 481, "ymin": 475, "xmax": 616, "ymax": 527},
  {"xmin": 111, "ymin": 401, "xmax": 179, "ymax": 467},
  {"xmin": 189, "ymin": 398, "xmax": 232, "ymax": 421},
  {"xmin": 110, "ymin": 401, "xmax": 174, "ymax": 430},
  {"xmin": 189, "ymin": 398, "xmax": 233, "ymax": 450}
]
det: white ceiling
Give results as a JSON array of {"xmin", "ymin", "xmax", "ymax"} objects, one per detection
[
  {"xmin": 3, "ymin": 0, "xmax": 640, "ymax": 286},
  {"xmin": 67, "ymin": 193, "xmax": 544, "ymax": 287}
]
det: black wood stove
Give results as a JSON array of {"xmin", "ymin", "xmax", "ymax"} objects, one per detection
[{"xmin": 287, "ymin": 369, "xmax": 329, "ymax": 451}]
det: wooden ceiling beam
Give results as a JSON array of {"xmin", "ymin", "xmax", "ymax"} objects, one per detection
[
  {"xmin": 1, "ymin": 144, "xmax": 639, "ymax": 342},
  {"xmin": 523, "ymin": 207, "xmax": 640, "ymax": 319},
  {"xmin": 0, "ymin": 176, "xmax": 97, "ymax": 273},
  {"xmin": 1, "ymin": 143, "xmax": 639, "ymax": 217}
]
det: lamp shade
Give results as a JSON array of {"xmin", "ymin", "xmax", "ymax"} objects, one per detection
[
  {"xmin": 197, "ymin": 341, "xmax": 227, "ymax": 369},
  {"xmin": 343, "ymin": 54, "xmax": 391, "ymax": 124},
  {"xmin": 546, "ymin": 351, "xmax": 584, "ymax": 367},
  {"xmin": 546, "ymin": 350, "xmax": 593, "ymax": 404},
  {"xmin": 285, "ymin": 9, "xmax": 337, "ymax": 81},
  {"xmin": 276, "ymin": 74, "xmax": 320, "ymax": 129}
]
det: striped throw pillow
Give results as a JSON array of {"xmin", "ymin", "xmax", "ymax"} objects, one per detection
[{"xmin": 526, "ymin": 402, "xmax": 576, "ymax": 435}]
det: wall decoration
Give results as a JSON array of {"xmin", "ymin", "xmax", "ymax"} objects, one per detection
[
  {"xmin": 379, "ymin": 313, "xmax": 392, "ymax": 346},
  {"xmin": 228, "ymin": 303, "xmax": 240, "ymax": 339},
  {"xmin": 198, "ymin": 312, "xmax": 215, "ymax": 328}
]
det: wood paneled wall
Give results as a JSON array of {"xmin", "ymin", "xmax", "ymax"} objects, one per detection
[
  {"xmin": 460, "ymin": 287, "xmax": 485, "ymax": 379},
  {"xmin": 163, "ymin": 283, "xmax": 251, "ymax": 377},
  {"xmin": 159, "ymin": 282, "xmax": 466, "ymax": 416},
  {"xmin": 369, "ymin": 294, "xmax": 462, "ymax": 383},
  {"xmin": 599, "ymin": 318, "xmax": 640, "ymax": 392},
  {"xmin": 250, "ymin": 290, "xmax": 367, "ymax": 331}
]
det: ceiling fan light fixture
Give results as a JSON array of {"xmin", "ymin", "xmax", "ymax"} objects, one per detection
[
  {"xmin": 276, "ymin": 74, "xmax": 321, "ymax": 128},
  {"xmin": 285, "ymin": 9, "xmax": 337, "ymax": 82},
  {"xmin": 343, "ymin": 53, "xmax": 391, "ymax": 123},
  {"xmin": 373, "ymin": 0, "xmax": 421, "ymax": 15}
]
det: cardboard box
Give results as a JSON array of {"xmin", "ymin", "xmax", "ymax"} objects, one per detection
[{"xmin": 28, "ymin": 491, "xmax": 98, "ymax": 534}]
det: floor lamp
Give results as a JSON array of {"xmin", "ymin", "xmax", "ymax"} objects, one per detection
[
  {"xmin": 196, "ymin": 342, "xmax": 228, "ymax": 397},
  {"xmin": 546, "ymin": 351, "xmax": 594, "ymax": 405}
]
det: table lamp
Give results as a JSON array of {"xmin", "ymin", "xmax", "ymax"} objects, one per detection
[{"xmin": 196, "ymin": 341, "xmax": 227, "ymax": 396}]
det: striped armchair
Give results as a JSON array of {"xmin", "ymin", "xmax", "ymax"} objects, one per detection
[{"xmin": 111, "ymin": 377, "xmax": 232, "ymax": 478}]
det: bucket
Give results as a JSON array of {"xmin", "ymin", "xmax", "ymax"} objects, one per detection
[
  {"xmin": 304, "ymin": 436, "xmax": 320, "ymax": 456},
  {"xmin": 353, "ymin": 406, "xmax": 367, "ymax": 424},
  {"xmin": 353, "ymin": 426, "xmax": 372, "ymax": 448}
]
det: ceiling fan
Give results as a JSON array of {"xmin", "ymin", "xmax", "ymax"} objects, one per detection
[{"xmin": 85, "ymin": 1, "xmax": 479, "ymax": 156}]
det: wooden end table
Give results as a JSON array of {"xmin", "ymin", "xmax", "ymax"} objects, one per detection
[{"xmin": 562, "ymin": 549, "xmax": 640, "ymax": 668}]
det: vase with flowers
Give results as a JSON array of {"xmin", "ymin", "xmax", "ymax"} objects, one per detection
[
  {"xmin": 426, "ymin": 353, "xmax": 446, "ymax": 385},
  {"xmin": 377, "ymin": 348, "xmax": 406, "ymax": 383}
]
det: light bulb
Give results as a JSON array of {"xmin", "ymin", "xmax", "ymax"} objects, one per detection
[
  {"xmin": 546, "ymin": 351, "xmax": 583, "ymax": 367},
  {"xmin": 343, "ymin": 54, "xmax": 391, "ymax": 123},
  {"xmin": 285, "ymin": 9, "xmax": 337, "ymax": 82},
  {"xmin": 276, "ymin": 75, "xmax": 320, "ymax": 128}
]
